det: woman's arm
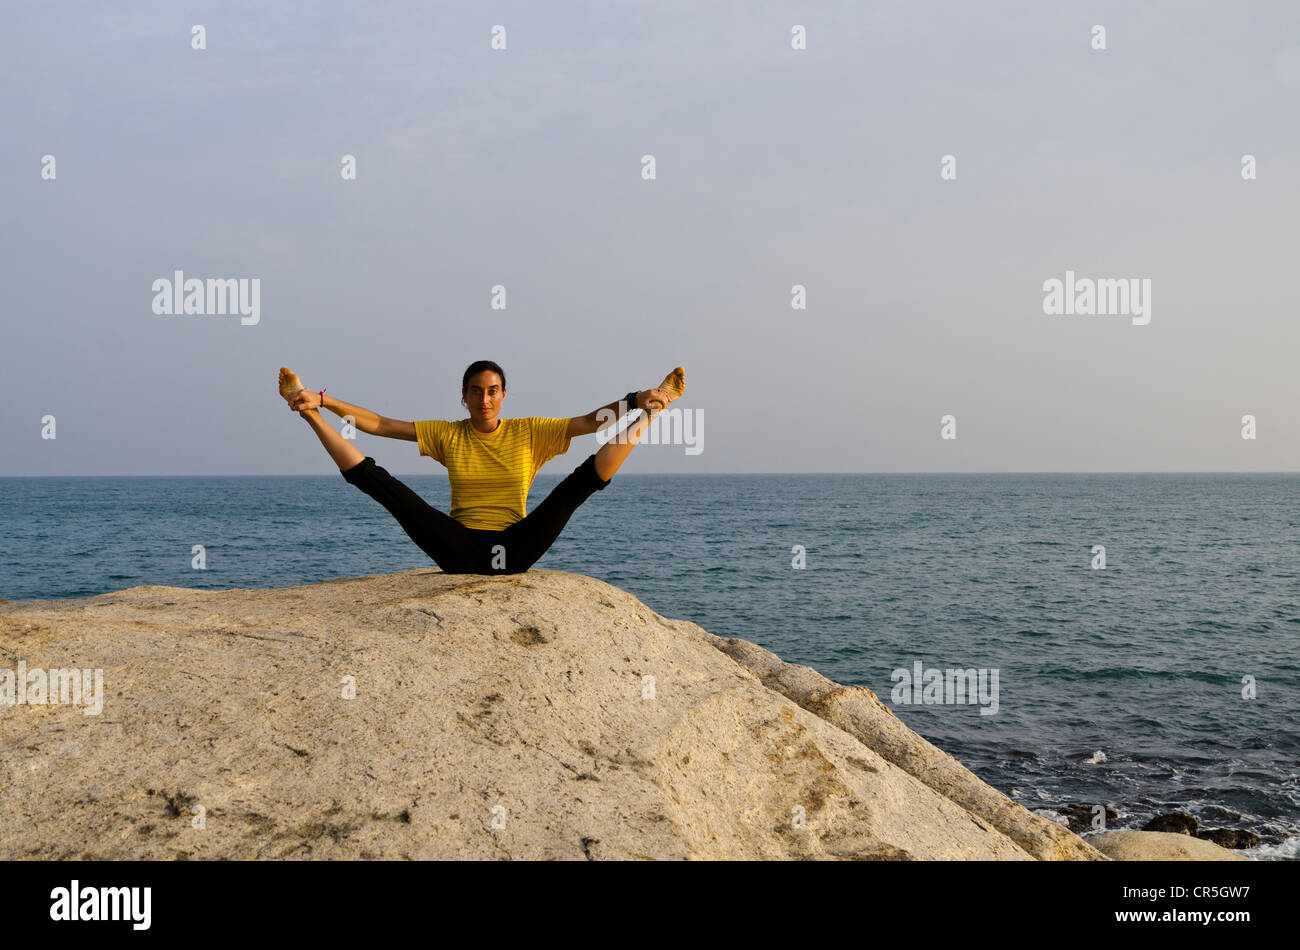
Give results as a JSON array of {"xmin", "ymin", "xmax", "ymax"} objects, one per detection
[
  {"xmin": 314, "ymin": 393, "xmax": 415, "ymax": 440},
  {"xmin": 566, "ymin": 392, "xmax": 645, "ymax": 439}
]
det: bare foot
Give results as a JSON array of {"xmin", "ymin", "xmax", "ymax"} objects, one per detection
[
  {"xmin": 645, "ymin": 366, "xmax": 686, "ymax": 417},
  {"xmin": 278, "ymin": 366, "xmax": 305, "ymax": 404}
]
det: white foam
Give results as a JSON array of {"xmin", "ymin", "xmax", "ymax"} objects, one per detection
[{"xmin": 1246, "ymin": 835, "xmax": 1300, "ymax": 862}]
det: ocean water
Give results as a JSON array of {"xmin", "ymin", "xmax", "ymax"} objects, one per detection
[{"xmin": 2, "ymin": 471, "xmax": 1297, "ymax": 859}]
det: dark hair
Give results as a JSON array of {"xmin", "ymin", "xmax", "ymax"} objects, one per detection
[{"xmin": 461, "ymin": 360, "xmax": 507, "ymax": 406}]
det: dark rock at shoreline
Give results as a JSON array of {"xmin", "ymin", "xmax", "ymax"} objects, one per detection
[
  {"xmin": 1143, "ymin": 812, "xmax": 1197, "ymax": 836},
  {"xmin": 1056, "ymin": 804, "xmax": 1119, "ymax": 833},
  {"xmin": 1197, "ymin": 828, "xmax": 1260, "ymax": 849}
]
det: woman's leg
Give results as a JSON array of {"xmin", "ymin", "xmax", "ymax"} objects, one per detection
[
  {"xmin": 299, "ymin": 408, "xmax": 476, "ymax": 572},
  {"xmin": 591, "ymin": 367, "xmax": 684, "ymax": 480},
  {"xmin": 450, "ymin": 437, "xmax": 633, "ymax": 572},
  {"xmin": 498, "ymin": 389, "xmax": 672, "ymax": 571},
  {"xmin": 498, "ymin": 454, "xmax": 613, "ymax": 572},
  {"xmin": 592, "ymin": 405, "xmax": 654, "ymax": 481},
  {"xmin": 299, "ymin": 407, "xmax": 364, "ymax": 472}
]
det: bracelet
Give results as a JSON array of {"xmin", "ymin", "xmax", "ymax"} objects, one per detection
[
  {"xmin": 624, "ymin": 390, "xmax": 639, "ymax": 413},
  {"xmin": 319, "ymin": 388, "xmax": 326, "ymax": 408}
]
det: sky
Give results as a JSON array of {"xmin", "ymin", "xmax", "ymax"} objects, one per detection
[{"xmin": 2, "ymin": 0, "xmax": 1298, "ymax": 475}]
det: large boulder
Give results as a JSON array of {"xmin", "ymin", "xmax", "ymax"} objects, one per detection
[{"xmin": 0, "ymin": 569, "xmax": 1107, "ymax": 860}]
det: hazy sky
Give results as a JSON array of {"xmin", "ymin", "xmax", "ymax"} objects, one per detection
[{"xmin": 3, "ymin": 0, "xmax": 1298, "ymax": 475}]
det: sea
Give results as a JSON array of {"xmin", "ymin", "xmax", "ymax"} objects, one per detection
[{"xmin": 2, "ymin": 471, "xmax": 1297, "ymax": 860}]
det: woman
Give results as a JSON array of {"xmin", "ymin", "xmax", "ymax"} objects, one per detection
[{"xmin": 277, "ymin": 360, "xmax": 685, "ymax": 574}]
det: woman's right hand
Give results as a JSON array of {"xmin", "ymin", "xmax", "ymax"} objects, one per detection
[{"xmin": 287, "ymin": 389, "xmax": 321, "ymax": 411}]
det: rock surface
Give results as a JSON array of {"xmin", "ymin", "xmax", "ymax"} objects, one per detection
[
  {"xmin": 0, "ymin": 569, "xmax": 1109, "ymax": 860},
  {"xmin": 1197, "ymin": 828, "xmax": 1260, "ymax": 849},
  {"xmin": 1055, "ymin": 804, "xmax": 1120, "ymax": 833},
  {"xmin": 1138, "ymin": 812, "xmax": 1260, "ymax": 851},
  {"xmin": 1143, "ymin": 812, "xmax": 1200, "ymax": 835},
  {"xmin": 1087, "ymin": 831, "xmax": 1252, "ymax": 861}
]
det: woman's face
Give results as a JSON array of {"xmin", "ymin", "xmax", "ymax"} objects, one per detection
[{"xmin": 463, "ymin": 371, "xmax": 505, "ymax": 425}]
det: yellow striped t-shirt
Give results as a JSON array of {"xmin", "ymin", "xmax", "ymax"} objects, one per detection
[{"xmin": 413, "ymin": 417, "xmax": 573, "ymax": 530}]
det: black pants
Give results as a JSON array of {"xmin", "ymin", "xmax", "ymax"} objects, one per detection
[{"xmin": 341, "ymin": 453, "xmax": 611, "ymax": 574}]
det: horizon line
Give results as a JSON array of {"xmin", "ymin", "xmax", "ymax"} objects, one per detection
[{"xmin": 2, "ymin": 471, "xmax": 1297, "ymax": 478}]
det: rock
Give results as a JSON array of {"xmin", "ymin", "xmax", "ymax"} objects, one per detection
[
  {"xmin": 1197, "ymin": 828, "xmax": 1260, "ymax": 849},
  {"xmin": 1055, "ymin": 804, "xmax": 1120, "ymax": 833},
  {"xmin": 1089, "ymin": 830, "xmax": 1252, "ymax": 861},
  {"xmin": 697, "ymin": 632, "xmax": 1105, "ymax": 861},
  {"xmin": 0, "ymin": 569, "xmax": 1108, "ymax": 860},
  {"xmin": 1143, "ymin": 812, "xmax": 1198, "ymax": 836}
]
